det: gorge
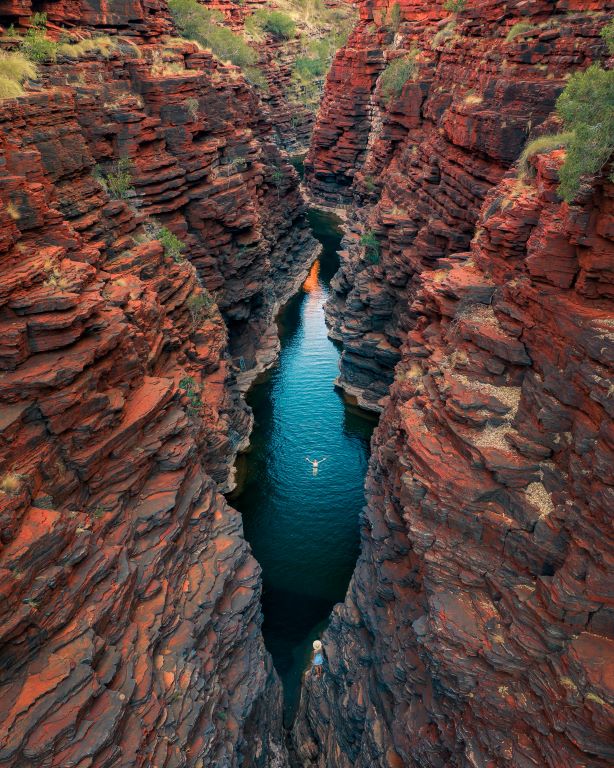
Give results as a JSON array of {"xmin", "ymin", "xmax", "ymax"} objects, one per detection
[{"xmin": 0, "ymin": 1, "xmax": 613, "ymax": 768}]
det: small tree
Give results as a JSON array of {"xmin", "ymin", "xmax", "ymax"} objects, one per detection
[
  {"xmin": 555, "ymin": 64, "xmax": 614, "ymax": 202},
  {"xmin": 158, "ymin": 226, "xmax": 186, "ymax": 262}
]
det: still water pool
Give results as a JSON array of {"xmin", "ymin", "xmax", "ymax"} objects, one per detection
[{"xmin": 229, "ymin": 209, "xmax": 376, "ymax": 720}]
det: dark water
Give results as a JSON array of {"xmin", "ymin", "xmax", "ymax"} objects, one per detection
[{"xmin": 230, "ymin": 209, "xmax": 376, "ymax": 721}]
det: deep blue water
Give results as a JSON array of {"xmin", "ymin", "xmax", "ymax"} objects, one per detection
[{"xmin": 230, "ymin": 209, "xmax": 376, "ymax": 720}]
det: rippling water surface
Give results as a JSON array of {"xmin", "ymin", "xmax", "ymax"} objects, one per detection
[{"xmin": 230, "ymin": 209, "xmax": 376, "ymax": 720}]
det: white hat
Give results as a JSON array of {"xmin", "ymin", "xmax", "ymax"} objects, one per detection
[{"xmin": 312, "ymin": 640, "xmax": 322, "ymax": 651}]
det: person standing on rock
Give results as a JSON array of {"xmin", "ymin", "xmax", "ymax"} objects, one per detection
[
  {"xmin": 311, "ymin": 639, "xmax": 324, "ymax": 677},
  {"xmin": 305, "ymin": 456, "xmax": 327, "ymax": 475}
]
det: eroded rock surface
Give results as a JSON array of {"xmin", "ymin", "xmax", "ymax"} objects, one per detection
[
  {"xmin": 0, "ymin": 7, "xmax": 318, "ymax": 765},
  {"xmin": 294, "ymin": 1, "xmax": 614, "ymax": 766}
]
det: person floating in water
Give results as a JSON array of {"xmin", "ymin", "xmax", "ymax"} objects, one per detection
[
  {"xmin": 305, "ymin": 456, "xmax": 327, "ymax": 475},
  {"xmin": 311, "ymin": 639, "xmax": 324, "ymax": 677}
]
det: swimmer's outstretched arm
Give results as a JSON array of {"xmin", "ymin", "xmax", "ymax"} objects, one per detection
[
  {"xmin": 305, "ymin": 457, "xmax": 313, "ymax": 464},
  {"xmin": 318, "ymin": 457, "xmax": 327, "ymax": 464}
]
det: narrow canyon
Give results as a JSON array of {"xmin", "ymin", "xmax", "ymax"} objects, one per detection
[{"xmin": 0, "ymin": 2, "xmax": 612, "ymax": 768}]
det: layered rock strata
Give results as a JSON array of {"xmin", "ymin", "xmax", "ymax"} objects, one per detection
[
  {"xmin": 200, "ymin": 0, "xmax": 356, "ymax": 154},
  {"xmin": 308, "ymin": 0, "xmax": 610, "ymax": 410},
  {"xmin": 294, "ymin": 1, "xmax": 614, "ymax": 766},
  {"xmin": 295, "ymin": 148, "xmax": 614, "ymax": 768},
  {"xmin": 0, "ymin": 10, "xmax": 317, "ymax": 766}
]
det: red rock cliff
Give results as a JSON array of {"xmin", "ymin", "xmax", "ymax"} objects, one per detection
[
  {"xmin": 0, "ymin": 3, "xmax": 318, "ymax": 765},
  {"xmin": 294, "ymin": 1, "xmax": 614, "ymax": 766}
]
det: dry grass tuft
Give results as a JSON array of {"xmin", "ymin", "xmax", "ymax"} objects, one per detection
[
  {"xmin": 0, "ymin": 51, "xmax": 37, "ymax": 100},
  {"xmin": 58, "ymin": 36, "xmax": 117, "ymax": 59},
  {"xmin": 1, "ymin": 472, "xmax": 22, "ymax": 495}
]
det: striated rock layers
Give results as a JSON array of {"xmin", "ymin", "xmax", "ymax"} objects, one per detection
[
  {"xmin": 199, "ymin": 0, "xmax": 356, "ymax": 154},
  {"xmin": 294, "ymin": 1, "xmax": 614, "ymax": 767},
  {"xmin": 0, "ymin": 5, "xmax": 318, "ymax": 766}
]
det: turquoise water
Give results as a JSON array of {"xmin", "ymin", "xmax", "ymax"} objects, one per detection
[{"xmin": 230, "ymin": 209, "xmax": 376, "ymax": 720}]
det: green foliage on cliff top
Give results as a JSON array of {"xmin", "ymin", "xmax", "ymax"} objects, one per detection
[
  {"xmin": 444, "ymin": 0, "xmax": 466, "ymax": 13},
  {"xmin": 379, "ymin": 48, "xmax": 419, "ymax": 101},
  {"xmin": 518, "ymin": 65, "xmax": 614, "ymax": 201},
  {"xmin": 169, "ymin": 0, "xmax": 261, "ymax": 76},
  {"xmin": 555, "ymin": 65, "xmax": 614, "ymax": 201}
]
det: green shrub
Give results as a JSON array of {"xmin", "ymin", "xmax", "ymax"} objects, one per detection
[
  {"xmin": 95, "ymin": 158, "xmax": 134, "ymax": 199},
  {"xmin": 379, "ymin": 48, "xmax": 419, "ymax": 100},
  {"xmin": 601, "ymin": 19, "xmax": 614, "ymax": 55},
  {"xmin": 21, "ymin": 27, "xmax": 58, "ymax": 62},
  {"xmin": 30, "ymin": 12, "xmax": 48, "ymax": 28},
  {"xmin": 179, "ymin": 375, "xmax": 203, "ymax": 414},
  {"xmin": 294, "ymin": 56, "xmax": 326, "ymax": 79},
  {"xmin": 505, "ymin": 22, "xmax": 534, "ymax": 42},
  {"xmin": 555, "ymin": 65, "xmax": 614, "ymax": 201},
  {"xmin": 389, "ymin": 2, "xmax": 402, "ymax": 32},
  {"xmin": 517, "ymin": 132, "xmax": 574, "ymax": 178},
  {"xmin": 158, "ymin": 226, "xmax": 186, "ymax": 262},
  {"xmin": 360, "ymin": 230, "xmax": 380, "ymax": 264},
  {"xmin": 252, "ymin": 10, "xmax": 296, "ymax": 40},
  {"xmin": 169, "ymin": 0, "xmax": 261, "ymax": 72},
  {"xmin": 444, "ymin": 0, "xmax": 465, "ymax": 11}
]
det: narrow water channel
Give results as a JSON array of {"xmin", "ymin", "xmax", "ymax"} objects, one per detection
[{"xmin": 230, "ymin": 208, "xmax": 376, "ymax": 721}]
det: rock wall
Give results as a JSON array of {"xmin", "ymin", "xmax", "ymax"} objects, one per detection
[
  {"xmin": 307, "ymin": 0, "xmax": 610, "ymax": 410},
  {"xmin": 294, "ymin": 1, "xmax": 614, "ymax": 766},
  {"xmin": 0, "ymin": 8, "xmax": 318, "ymax": 766},
  {"xmin": 199, "ymin": 0, "xmax": 356, "ymax": 154}
]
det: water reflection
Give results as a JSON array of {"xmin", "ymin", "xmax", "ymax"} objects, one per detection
[{"xmin": 229, "ymin": 209, "xmax": 376, "ymax": 722}]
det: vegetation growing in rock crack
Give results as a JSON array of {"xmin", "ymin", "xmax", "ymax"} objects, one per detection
[
  {"xmin": 21, "ymin": 14, "xmax": 58, "ymax": 62},
  {"xmin": 505, "ymin": 22, "xmax": 534, "ymax": 43},
  {"xmin": 601, "ymin": 18, "xmax": 614, "ymax": 55},
  {"xmin": 360, "ymin": 230, "xmax": 380, "ymax": 264},
  {"xmin": 517, "ymin": 133, "xmax": 574, "ymax": 180},
  {"xmin": 179, "ymin": 375, "xmax": 203, "ymax": 415},
  {"xmin": 158, "ymin": 226, "xmax": 186, "ymax": 262},
  {"xmin": 388, "ymin": 3, "xmax": 402, "ymax": 33},
  {"xmin": 94, "ymin": 158, "xmax": 134, "ymax": 199},
  {"xmin": 379, "ymin": 48, "xmax": 419, "ymax": 101}
]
